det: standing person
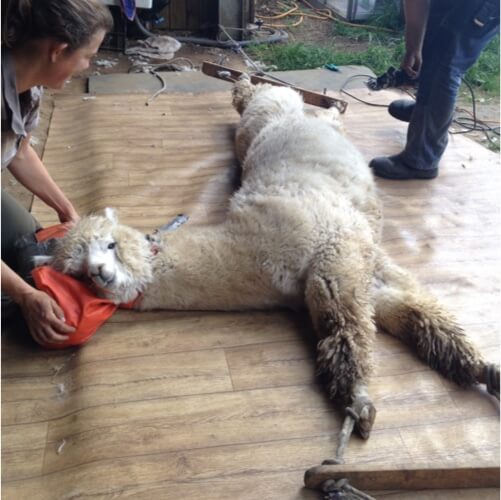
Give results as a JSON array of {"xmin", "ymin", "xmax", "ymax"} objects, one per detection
[
  {"xmin": 1, "ymin": 0, "xmax": 113, "ymax": 345},
  {"xmin": 370, "ymin": 0, "xmax": 499, "ymax": 180}
]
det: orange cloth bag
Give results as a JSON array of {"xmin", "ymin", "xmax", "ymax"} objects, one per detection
[
  {"xmin": 31, "ymin": 266, "xmax": 119, "ymax": 348},
  {"xmin": 30, "ymin": 224, "xmax": 121, "ymax": 349}
]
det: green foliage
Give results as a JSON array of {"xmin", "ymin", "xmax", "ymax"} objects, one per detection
[
  {"xmin": 247, "ymin": 42, "xmax": 338, "ymax": 71},
  {"xmin": 486, "ymin": 139, "xmax": 500, "ymax": 152},
  {"xmin": 332, "ymin": 42, "xmax": 405, "ymax": 75},
  {"xmin": 248, "ymin": 33, "xmax": 498, "ymax": 97},
  {"xmin": 247, "ymin": 2, "xmax": 405, "ymax": 74},
  {"xmin": 465, "ymin": 35, "xmax": 499, "ymax": 95},
  {"xmin": 331, "ymin": 0, "xmax": 403, "ymax": 43},
  {"xmin": 247, "ymin": 40, "xmax": 405, "ymax": 75},
  {"xmin": 332, "ymin": 21, "xmax": 390, "ymax": 43},
  {"xmin": 248, "ymin": 1, "xmax": 498, "ymax": 97},
  {"xmin": 366, "ymin": 0, "xmax": 404, "ymax": 31}
]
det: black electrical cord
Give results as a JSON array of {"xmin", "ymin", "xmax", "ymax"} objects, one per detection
[
  {"xmin": 133, "ymin": 14, "xmax": 288, "ymax": 48},
  {"xmin": 450, "ymin": 77, "xmax": 500, "ymax": 148},
  {"xmin": 340, "ymin": 74, "xmax": 389, "ymax": 107},
  {"xmin": 131, "ymin": 8, "xmax": 498, "ymax": 146},
  {"xmin": 340, "ymin": 73, "xmax": 499, "ymax": 148}
]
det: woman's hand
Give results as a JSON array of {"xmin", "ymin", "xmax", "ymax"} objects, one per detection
[
  {"xmin": 18, "ymin": 288, "xmax": 75, "ymax": 345},
  {"xmin": 57, "ymin": 204, "xmax": 80, "ymax": 228}
]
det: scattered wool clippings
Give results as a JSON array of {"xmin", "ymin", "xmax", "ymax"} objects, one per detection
[
  {"xmin": 56, "ymin": 439, "xmax": 66, "ymax": 454},
  {"xmin": 95, "ymin": 58, "xmax": 119, "ymax": 68}
]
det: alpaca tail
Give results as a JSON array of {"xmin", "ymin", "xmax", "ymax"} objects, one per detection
[{"xmin": 373, "ymin": 249, "xmax": 499, "ymax": 397}]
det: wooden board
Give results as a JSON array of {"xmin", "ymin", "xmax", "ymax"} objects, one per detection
[
  {"xmin": 2, "ymin": 88, "xmax": 499, "ymax": 499},
  {"xmin": 304, "ymin": 464, "xmax": 500, "ymax": 489},
  {"xmin": 201, "ymin": 62, "xmax": 349, "ymax": 111}
]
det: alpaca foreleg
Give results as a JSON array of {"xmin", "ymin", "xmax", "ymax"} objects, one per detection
[
  {"xmin": 305, "ymin": 242, "xmax": 377, "ymax": 463},
  {"xmin": 374, "ymin": 249, "xmax": 499, "ymax": 399}
]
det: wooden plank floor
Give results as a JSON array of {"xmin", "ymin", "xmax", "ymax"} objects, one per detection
[{"xmin": 2, "ymin": 89, "xmax": 499, "ymax": 499}]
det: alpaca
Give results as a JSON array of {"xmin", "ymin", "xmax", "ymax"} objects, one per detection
[{"xmin": 38, "ymin": 76, "xmax": 499, "ymax": 462}]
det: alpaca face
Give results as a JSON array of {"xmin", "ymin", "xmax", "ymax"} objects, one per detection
[
  {"xmin": 43, "ymin": 209, "xmax": 154, "ymax": 304},
  {"xmin": 85, "ymin": 232, "xmax": 124, "ymax": 290}
]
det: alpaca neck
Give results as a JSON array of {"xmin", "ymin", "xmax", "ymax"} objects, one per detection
[{"xmin": 138, "ymin": 223, "xmax": 280, "ymax": 311}]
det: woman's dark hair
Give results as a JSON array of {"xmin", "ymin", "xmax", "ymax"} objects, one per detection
[{"xmin": 2, "ymin": 0, "xmax": 114, "ymax": 50}]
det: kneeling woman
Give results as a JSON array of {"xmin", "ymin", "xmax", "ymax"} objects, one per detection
[{"xmin": 1, "ymin": 0, "xmax": 113, "ymax": 345}]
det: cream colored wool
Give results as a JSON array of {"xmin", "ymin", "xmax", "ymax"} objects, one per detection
[{"xmin": 43, "ymin": 77, "xmax": 499, "ymax": 442}]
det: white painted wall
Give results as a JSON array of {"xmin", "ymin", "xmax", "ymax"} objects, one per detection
[{"xmin": 101, "ymin": 0, "xmax": 153, "ymax": 9}]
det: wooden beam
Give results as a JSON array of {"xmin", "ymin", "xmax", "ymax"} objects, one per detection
[
  {"xmin": 304, "ymin": 464, "xmax": 501, "ymax": 491},
  {"xmin": 201, "ymin": 61, "xmax": 348, "ymax": 113}
]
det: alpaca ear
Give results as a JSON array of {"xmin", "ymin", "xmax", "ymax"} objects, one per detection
[{"xmin": 104, "ymin": 207, "xmax": 118, "ymax": 224}]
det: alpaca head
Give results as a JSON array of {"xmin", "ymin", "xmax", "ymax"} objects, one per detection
[
  {"xmin": 231, "ymin": 74, "xmax": 256, "ymax": 115},
  {"xmin": 232, "ymin": 74, "xmax": 304, "ymax": 117},
  {"xmin": 38, "ymin": 208, "xmax": 154, "ymax": 304},
  {"xmin": 232, "ymin": 76, "xmax": 305, "ymax": 163}
]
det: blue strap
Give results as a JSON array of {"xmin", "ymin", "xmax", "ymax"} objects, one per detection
[{"xmin": 121, "ymin": 0, "xmax": 136, "ymax": 21}]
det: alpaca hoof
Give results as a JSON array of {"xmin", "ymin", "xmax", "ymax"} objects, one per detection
[{"xmin": 347, "ymin": 400, "xmax": 377, "ymax": 440}]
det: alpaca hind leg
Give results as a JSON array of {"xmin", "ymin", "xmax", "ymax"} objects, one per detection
[
  {"xmin": 305, "ymin": 243, "xmax": 377, "ymax": 462},
  {"xmin": 322, "ymin": 381, "xmax": 375, "ymax": 465},
  {"xmin": 374, "ymin": 249, "xmax": 499, "ymax": 399}
]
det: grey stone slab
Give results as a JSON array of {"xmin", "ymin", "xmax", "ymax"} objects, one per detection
[
  {"xmin": 88, "ymin": 65, "xmax": 375, "ymax": 95},
  {"xmin": 269, "ymin": 66, "xmax": 375, "ymax": 93}
]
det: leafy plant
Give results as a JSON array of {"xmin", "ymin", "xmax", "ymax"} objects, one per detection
[
  {"xmin": 465, "ymin": 35, "xmax": 499, "ymax": 95},
  {"xmin": 247, "ymin": 40, "xmax": 405, "ymax": 76},
  {"xmin": 331, "ymin": 42, "xmax": 405, "ymax": 75},
  {"xmin": 367, "ymin": 0, "xmax": 404, "ymax": 31},
  {"xmin": 248, "ymin": 33, "xmax": 498, "ymax": 97},
  {"xmin": 247, "ymin": 42, "xmax": 337, "ymax": 71}
]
